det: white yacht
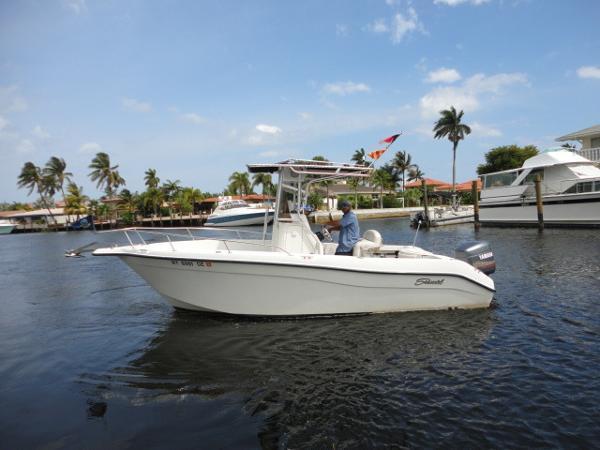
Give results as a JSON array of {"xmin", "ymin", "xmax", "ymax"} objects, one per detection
[
  {"xmin": 479, "ymin": 150, "xmax": 600, "ymax": 227},
  {"xmin": 0, "ymin": 219, "xmax": 16, "ymax": 234},
  {"xmin": 93, "ymin": 159, "xmax": 496, "ymax": 316},
  {"xmin": 205, "ymin": 198, "xmax": 274, "ymax": 227}
]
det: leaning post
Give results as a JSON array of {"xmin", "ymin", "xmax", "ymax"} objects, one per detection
[
  {"xmin": 472, "ymin": 180, "xmax": 480, "ymax": 230},
  {"xmin": 534, "ymin": 174, "xmax": 544, "ymax": 232},
  {"xmin": 421, "ymin": 179, "xmax": 430, "ymax": 228}
]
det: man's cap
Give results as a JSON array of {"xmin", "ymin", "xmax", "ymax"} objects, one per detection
[{"xmin": 339, "ymin": 200, "xmax": 351, "ymax": 208}]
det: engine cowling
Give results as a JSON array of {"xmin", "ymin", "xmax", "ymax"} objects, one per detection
[{"xmin": 455, "ymin": 241, "xmax": 496, "ymax": 275}]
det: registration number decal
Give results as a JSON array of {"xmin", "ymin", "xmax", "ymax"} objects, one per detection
[{"xmin": 171, "ymin": 259, "xmax": 212, "ymax": 267}]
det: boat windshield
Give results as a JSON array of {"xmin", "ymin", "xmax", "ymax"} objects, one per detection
[
  {"xmin": 483, "ymin": 170, "xmax": 521, "ymax": 188},
  {"xmin": 218, "ymin": 200, "xmax": 249, "ymax": 210}
]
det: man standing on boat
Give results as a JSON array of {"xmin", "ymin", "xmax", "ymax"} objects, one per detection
[{"xmin": 325, "ymin": 200, "xmax": 360, "ymax": 256}]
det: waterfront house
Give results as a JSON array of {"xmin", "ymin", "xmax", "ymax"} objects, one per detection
[{"xmin": 556, "ymin": 124, "xmax": 600, "ymax": 162}]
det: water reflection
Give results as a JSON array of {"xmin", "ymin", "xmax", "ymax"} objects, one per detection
[{"xmin": 87, "ymin": 309, "xmax": 494, "ymax": 447}]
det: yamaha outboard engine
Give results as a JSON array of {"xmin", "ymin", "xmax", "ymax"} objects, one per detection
[{"xmin": 455, "ymin": 241, "xmax": 496, "ymax": 275}]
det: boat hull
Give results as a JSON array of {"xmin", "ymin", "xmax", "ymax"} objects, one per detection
[
  {"xmin": 0, "ymin": 224, "xmax": 15, "ymax": 234},
  {"xmin": 115, "ymin": 254, "xmax": 494, "ymax": 316},
  {"xmin": 480, "ymin": 194, "xmax": 600, "ymax": 227}
]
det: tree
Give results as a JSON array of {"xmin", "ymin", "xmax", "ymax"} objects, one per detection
[
  {"xmin": 182, "ymin": 187, "xmax": 203, "ymax": 224},
  {"xmin": 391, "ymin": 151, "xmax": 414, "ymax": 192},
  {"xmin": 476, "ymin": 145, "xmax": 539, "ymax": 175},
  {"xmin": 44, "ymin": 157, "xmax": 73, "ymax": 222},
  {"xmin": 145, "ymin": 187, "xmax": 164, "ymax": 226},
  {"xmin": 88, "ymin": 152, "xmax": 125, "ymax": 197},
  {"xmin": 252, "ymin": 173, "xmax": 273, "ymax": 195},
  {"xmin": 64, "ymin": 183, "xmax": 88, "ymax": 219},
  {"xmin": 162, "ymin": 179, "xmax": 181, "ymax": 226},
  {"xmin": 228, "ymin": 171, "xmax": 252, "ymax": 196},
  {"xmin": 433, "ymin": 106, "xmax": 471, "ymax": 205},
  {"xmin": 119, "ymin": 189, "xmax": 139, "ymax": 221},
  {"xmin": 351, "ymin": 148, "xmax": 368, "ymax": 166},
  {"xmin": 144, "ymin": 168, "xmax": 160, "ymax": 189},
  {"xmin": 370, "ymin": 168, "xmax": 393, "ymax": 208},
  {"xmin": 407, "ymin": 165, "xmax": 425, "ymax": 183},
  {"xmin": 17, "ymin": 162, "xmax": 57, "ymax": 224},
  {"xmin": 347, "ymin": 177, "xmax": 360, "ymax": 209}
]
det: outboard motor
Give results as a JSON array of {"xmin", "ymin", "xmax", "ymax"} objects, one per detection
[{"xmin": 455, "ymin": 241, "xmax": 496, "ymax": 275}]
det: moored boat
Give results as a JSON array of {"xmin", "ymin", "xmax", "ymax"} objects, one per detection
[{"xmin": 204, "ymin": 198, "xmax": 274, "ymax": 227}]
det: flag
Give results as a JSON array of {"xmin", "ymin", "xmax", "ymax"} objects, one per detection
[
  {"xmin": 379, "ymin": 133, "xmax": 401, "ymax": 145},
  {"xmin": 368, "ymin": 149, "xmax": 387, "ymax": 160}
]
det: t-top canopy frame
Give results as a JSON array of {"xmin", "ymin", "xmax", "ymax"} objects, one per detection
[{"xmin": 247, "ymin": 159, "xmax": 372, "ymax": 178}]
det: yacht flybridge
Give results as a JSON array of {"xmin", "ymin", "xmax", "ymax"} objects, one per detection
[{"xmin": 93, "ymin": 159, "xmax": 496, "ymax": 316}]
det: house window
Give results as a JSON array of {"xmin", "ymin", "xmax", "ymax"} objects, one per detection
[{"xmin": 591, "ymin": 137, "xmax": 600, "ymax": 148}]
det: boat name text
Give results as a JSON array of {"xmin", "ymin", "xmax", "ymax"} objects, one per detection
[{"xmin": 414, "ymin": 277, "xmax": 445, "ymax": 286}]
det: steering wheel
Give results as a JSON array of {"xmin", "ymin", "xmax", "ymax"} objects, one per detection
[{"xmin": 320, "ymin": 226, "xmax": 333, "ymax": 242}]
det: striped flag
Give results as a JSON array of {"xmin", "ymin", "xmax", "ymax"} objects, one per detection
[
  {"xmin": 379, "ymin": 133, "xmax": 401, "ymax": 145},
  {"xmin": 368, "ymin": 149, "xmax": 387, "ymax": 160}
]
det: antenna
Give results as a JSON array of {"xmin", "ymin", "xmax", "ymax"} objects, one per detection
[{"xmin": 412, "ymin": 220, "xmax": 422, "ymax": 247}]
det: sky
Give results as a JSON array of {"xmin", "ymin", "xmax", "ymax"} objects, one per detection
[{"xmin": 1, "ymin": 0, "xmax": 599, "ymax": 202}]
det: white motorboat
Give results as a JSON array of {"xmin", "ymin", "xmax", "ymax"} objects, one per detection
[
  {"xmin": 410, "ymin": 206, "xmax": 474, "ymax": 228},
  {"xmin": 0, "ymin": 220, "xmax": 16, "ymax": 234},
  {"xmin": 205, "ymin": 198, "xmax": 274, "ymax": 227},
  {"xmin": 93, "ymin": 159, "xmax": 496, "ymax": 316},
  {"xmin": 479, "ymin": 150, "xmax": 600, "ymax": 227}
]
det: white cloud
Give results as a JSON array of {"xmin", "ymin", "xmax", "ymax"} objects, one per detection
[
  {"xmin": 122, "ymin": 97, "xmax": 152, "ymax": 113},
  {"xmin": 79, "ymin": 142, "xmax": 103, "ymax": 154},
  {"xmin": 426, "ymin": 68, "xmax": 462, "ymax": 84},
  {"xmin": 577, "ymin": 66, "xmax": 600, "ymax": 79},
  {"xmin": 17, "ymin": 139, "xmax": 34, "ymax": 153},
  {"xmin": 299, "ymin": 112, "xmax": 312, "ymax": 120},
  {"xmin": 0, "ymin": 115, "xmax": 8, "ymax": 131},
  {"xmin": 256, "ymin": 124, "xmax": 282, "ymax": 134},
  {"xmin": 367, "ymin": 19, "xmax": 389, "ymax": 34},
  {"xmin": 470, "ymin": 122, "xmax": 502, "ymax": 137},
  {"xmin": 336, "ymin": 24, "xmax": 349, "ymax": 37},
  {"xmin": 419, "ymin": 72, "xmax": 528, "ymax": 118},
  {"xmin": 322, "ymin": 81, "xmax": 371, "ymax": 96},
  {"xmin": 32, "ymin": 125, "xmax": 50, "ymax": 139},
  {"xmin": 0, "ymin": 85, "xmax": 28, "ymax": 113},
  {"xmin": 63, "ymin": 0, "xmax": 87, "ymax": 14},
  {"xmin": 259, "ymin": 150, "xmax": 280, "ymax": 158},
  {"xmin": 391, "ymin": 8, "xmax": 425, "ymax": 44},
  {"xmin": 434, "ymin": 0, "xmax": 490, "ymax": 6},
  {"xmin": 180, "ymin": 113, "xmax": 205, "ymax": 124}
]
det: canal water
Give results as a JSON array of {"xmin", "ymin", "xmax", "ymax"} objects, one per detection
[{"xmin": 0, "ymin": 220, "xmax": 598, "ymax": 449}]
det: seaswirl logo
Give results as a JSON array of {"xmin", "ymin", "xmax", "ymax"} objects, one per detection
[{"xmin": 414, "ymin": 277, "xmax": 445, "ymax": 286}]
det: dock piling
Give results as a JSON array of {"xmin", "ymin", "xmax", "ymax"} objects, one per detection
[
  {"xmin": 421, "ymin": 179, "xmax": 430, "ymax": 228},
  {"xmin": 472, "ymin": 180, "xmax": 480, "ymax": 230},
  {"xmin": 534, "ymin": 174, "xmax": 544, "ymax": 232}
]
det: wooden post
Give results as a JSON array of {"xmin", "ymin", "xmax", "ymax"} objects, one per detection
[
  {"xmin": 472, "ymin": 180, "xmax": 480, "ymax": 230},
  {"xmin": 534, "ymin": 174, "xmax": 544, "ymax": 231},
  {"xmin": 421, "ymin": 179, "xmax": 430, "ymax": 228}
]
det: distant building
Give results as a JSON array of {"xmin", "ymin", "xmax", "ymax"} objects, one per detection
[{"xmin": 556, "ymin": 124, "xmax": 600, "ymax": 162}]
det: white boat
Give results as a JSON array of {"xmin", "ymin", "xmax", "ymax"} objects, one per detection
[
  {"xmin": 411, "ymin": 206, "xmax": 474, "ymax": 228},
  {"xmin": 0, "ymin": 220, "xmax": 16, "ymax": 234},
  {"xmin": 205, "ymin": 198, "xmax": 274, "ymax": 227},
  {"xmin": 479, "ymin": 150, "xmax": 600, "ymax": 227},
  {"xmin": 93, "ymin": 159, "xmax": 496, "ymax": 316}
]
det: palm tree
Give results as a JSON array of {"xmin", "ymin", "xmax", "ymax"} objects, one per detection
[
  {"xmin": 407, "ymin": 165, "xmax": 425, "ymax": 183},
  {"xmin": 144, "ymin": 168, "xmax": 160, "ymax": 189},
  {"xmin": 88, "ymin": 152, "xmax": 125, "ymax": 197},
  {"xmin": 145, "ymin": 187, "xmax": 164, "ymax": 227},
  {"xmin": 347, "ymin": 177, "xmax": 360, "ymax": 209},
  {"xmin": 433, "ymin": 106, "xmax": 471, "ymax": 205},
  {"xmin": 162, "ymin": 179, "xmax": 181, "ymax": 226},
  {"xmin": 119, "ymin": 189, "xmax": 139, "ymax": 225},
  {"xmin": 370, "ymin": 168, "xmax": 393, "ymax": 208},
  {"xmin": 351, "ymin": 148, "xmax": 368, "ymax": 166},
  {"xmin": 228, "ymin": 172, "xmax": 252, "ymax": 196},
  {"xmin": 391, "ymin": 151, "xmax": 413, "ymax": 192},
  {"xmin": 44, "ymin": 157, "xmax": 73, "ymax": 220},
  {"xmin": 88, "ymin": 152, "xmax": 125, "ymax": 227},
  {"xmin": 183, "ymin": 187, "xmax": 203, "ymax": 225},
  {"xmin": 252, "ymin": 173, "xmax": 273, "ymax": 196},
  {"xmin": 17, "ymin": 162, "xmax": 57, "ymax": 224},
  {"xmin": 64, "ymin": 183, "xmax": 88, "ymax": 220}
]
